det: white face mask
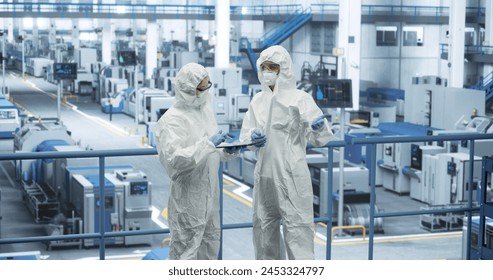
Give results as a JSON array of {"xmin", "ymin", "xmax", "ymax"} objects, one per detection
[
  {"xmin": 192, "ymin": 89, "xmax": 209, "ymax": 106},
  {"xmin": 196, "ymin": 88, "xmax": 208, "ymax": 98},
  {"xmin": 262, "ymin": 71, "xmax": 278, "ymax": 86}
]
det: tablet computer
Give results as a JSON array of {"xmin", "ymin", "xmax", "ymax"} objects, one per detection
[{"xmin": 216, "ymin": 140, "xmax": 261, "ymax": 149}]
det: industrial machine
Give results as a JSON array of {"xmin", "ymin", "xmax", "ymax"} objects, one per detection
[
  {"xmin": 74, "ymin": 47, "xmax": 98, "ymax": 74},
  {"xmin": 344, "ymin": 131, "xmax": 384, "ymax": 187},
  {"xmin": 419, "ymin": 152, "xmax": 482, "ymax": 232},
  {"xmin": 25, "ymin": 57, "xmax": 53, "ymax": 77},
  {"xmin": 98, "ymin": 66, "xmax": 128, "ymax": 103},
  {"xmin": 309, "ymin": 163, "xmax": 368, "ymax": 214},
  {"xmin": 13, "ymin": 118, "xmax": 153, "ymax": 248},
  {"xmin": 206, "ymin": 67, "xmax": 243, "ymax": 132},
  {"xmin": 228, "ymin": 93, "xmax": 250, "ymax": 127},
  {"xmin": 71, "ymin": 168, "xmax": 152, "ymax": 247},
  {"xmin": 377, "ymin": 122, "xmax": 438, "ymax": 195},
  {"xmin": 408, "ymin": 144, "xmax": 446, "ymax": 202},
  {"xmin": 404, "ymin": 84, "xmax": 485, "ymax": 130},
  {"xmin": 0, "ymin": 96, "xmax": 21, "ymax": 139},
  {"xmin": 461, "ymin": 216, "xmax": 493, "ymax": 259},
  {"xmin": 14, "ymin": 118, "xmax": 75, "ymax": 182},
  {"xmin": 74, "ymin": 69, "xmax": 96, "ymax": 96},
  {"xmin": 308, "ymin": 161, "xmax": 383, "ymax": 231},
  {"xmin": 344, "ymin": 110, "xmax": 380, "ymax": 128},
  {"xmin": 359, "ymin": 102, "xmax": 396, "ymax": 123},
  {"xmin": 153, "ymin": 67, "xmax": 177, "ymax": 95},
  {"xmin": 101, "ymin": 87, "xmax": 131, "ymax": 114},
  {"xmin": 432, "ymin": 152, "xmax": 482, "ymax": 206},
  {"xmin": 169, "ymin": 51, "xmax": 199, "ymax": 70},
  {"xmin": 362, "ymin": 87, "xmax": 405, "ymax": 118},
  {"xmin": 100, "ymin": 78, "xmax": 129, "ymax": 113},
  {"xmin": 457, "ymin": 115, "xmax": 493, "ymax": 157},
  {"xmin": 122, "ymin": 87, "xmax": 174, "ymax": 124}
]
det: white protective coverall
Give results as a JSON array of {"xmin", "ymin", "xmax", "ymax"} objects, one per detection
[
  {"xmin": 240, "ymin": 46, "xmax": 334, "ymax": 260},
  {"xmin": 154, "ymin": 63, "xmax": 235, "ymax": 260}
]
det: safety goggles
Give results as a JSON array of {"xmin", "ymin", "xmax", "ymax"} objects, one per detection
[
  {"xmin": 260, "ymin": 62, "xmax": 280, "ymax": 73},
  {"xmin": 197, "ymin": 81, "xmax": 212, "ymax": 92}
]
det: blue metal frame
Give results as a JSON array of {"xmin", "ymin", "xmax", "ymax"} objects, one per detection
[{"xmin": 1, "ymin": 132, "xmax": 493, "ymax": 259}]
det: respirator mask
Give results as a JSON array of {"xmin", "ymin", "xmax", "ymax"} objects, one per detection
[{"xmin": 262, "ymin": 71, "xmax": 278, "ymax": 86}]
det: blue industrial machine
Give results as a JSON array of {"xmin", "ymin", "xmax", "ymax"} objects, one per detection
[
  {"xmin": 71, "ymin": 169, "xmax": 152, "ymax": 247},
  {"xmin": 13, "ymin": 118, "xmax": 153, "ymax": 249}
]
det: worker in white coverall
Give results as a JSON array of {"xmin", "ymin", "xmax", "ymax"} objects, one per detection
[
  {"xmin": 155, "ymin": 63, "xmax": 240, "ymax": 260},
  {"xmin": 240, "ymin": 45, "xmax": 334, "ymax": 260}
]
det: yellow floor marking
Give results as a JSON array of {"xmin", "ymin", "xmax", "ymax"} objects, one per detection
[
  {"xmin": 161, "ymin": 208, "xmax": 168, "ymax": 219},
  {"xmin": 223, "ymin": 179, "xmax": 235, "ymax": 187},
  {"xmin": 223, "ymin": 189, "xmax": 252, "ymax": 207},
  {"xmin": 10, "ymin": 99, "xmax": 33, "ymax": 116}
]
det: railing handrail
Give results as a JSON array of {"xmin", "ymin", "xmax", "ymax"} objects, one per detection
[
  {"xmin": 0, "ymin": 148, "xmax": 157, "ymax": 161},
  {"xmin": 347, "ymin": 132, "xmax": 493, "ymax": 145}
]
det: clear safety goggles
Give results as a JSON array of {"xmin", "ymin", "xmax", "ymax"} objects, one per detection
[
  {"xmin": 197, "ymin": 81, "xmax": 212, "ymax": 92},
  {"xmin": 260, "ymin": 62, "xmax": 280, "ymax": 73}
]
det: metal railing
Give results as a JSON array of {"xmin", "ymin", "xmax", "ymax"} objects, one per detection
[
  {"xmin": 441, "ymin": 43, "xmax": 493, "ymax": 56},
  {"xmin": 230, "ymin": 4, "xmax": 301, "ymax": 17},
  {"xmin": 1, "ymin": 132, "xmax": 492, "ymax": 260},
  {"xmin": 342, "ymin": 132, "xmax": 493, "ymax": 260}
]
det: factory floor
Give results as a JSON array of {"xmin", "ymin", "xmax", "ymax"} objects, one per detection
[{"xmin": 0, "ymin": 70, "xmax": 467, "ymax": 260}]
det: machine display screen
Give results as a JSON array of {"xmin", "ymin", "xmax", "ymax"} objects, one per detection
[
  {"xmin": 117, "ymin": 51, "xmax": 137, "ymax": 66},
  {"xmin": 54, "ymin": 63, "xmax": 78, "ymax": 80},
  {"xmin": 313, "ymin": 78, "xmax": 353, "ymax": 108},
  {"xmin": 130, "ymin": 182, "xmax": 148, "ymax": 195}
]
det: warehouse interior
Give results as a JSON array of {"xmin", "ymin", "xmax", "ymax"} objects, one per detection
[{"xmin": 0, "ymin": 0, "xmax": 492, "ymax": 262}]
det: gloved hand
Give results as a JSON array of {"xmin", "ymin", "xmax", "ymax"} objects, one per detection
[
  {"xmin": 311, "ymin": 114, "xmax": 329, "ymax": 130},
  {"xmin": 251, "ymin": 129, "xmax": 267, "ymax": 148},
  {"xmin": 224, "ymin": 146, "xmax": 241, "ymax": 154},
  {"xmin": 209, "ymin": 130, "xmax": 229, "ymax": 146}
]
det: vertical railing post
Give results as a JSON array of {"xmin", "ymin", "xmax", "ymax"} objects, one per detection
[
  {"xmin": 326, "ymin": 146, "xmax": 334, "ymax": 260},
  {"xmin": 98, "ymin": 156, "xmax": 106, "ymax": 260},
  {"xmin": 466, "ymin": 140, "xmax": 476, "ymax": 259},
  {"xmin": 478, "ymin": 156, "xmax": 488, "ymax": 259},
  {"xmin": 368, "ymin": 143, "xmax": 377, "ymax": 260},
  {"xmin": 218, "ymin": 162, "xmax": 224, "ymax": 260}
]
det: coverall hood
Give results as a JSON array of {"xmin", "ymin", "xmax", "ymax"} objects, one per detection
[
  {"xmin": 256, "ymin": 45, "xmax": 297, "ymax": 91},
  {"xmin": 174, "ymin": 62, "xmax": 210, "ymax": 108}
]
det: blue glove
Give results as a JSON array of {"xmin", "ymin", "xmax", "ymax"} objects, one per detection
[
  {"xmin": 210, "ymin": 130, "xmax": 228, "ymax": 146},
  {"xmin": 251, "ymin": 129, "xmax": 267, "ymax": 148},
  {"xmin": 311, "ymin": 114, "xmax": 329, "ymax": 130}
]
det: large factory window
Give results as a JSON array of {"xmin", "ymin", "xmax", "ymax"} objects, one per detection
[
  {"xmin": 310, "ymin": 22, "xmax": 336, "ymax": 55},
  {"xmin": 376, "ymin": 26, "xmax": 398, "ymax": 46},
  {"xmin": 403, "ymin": 26, "xmax": 423, "ymax": 46}
]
